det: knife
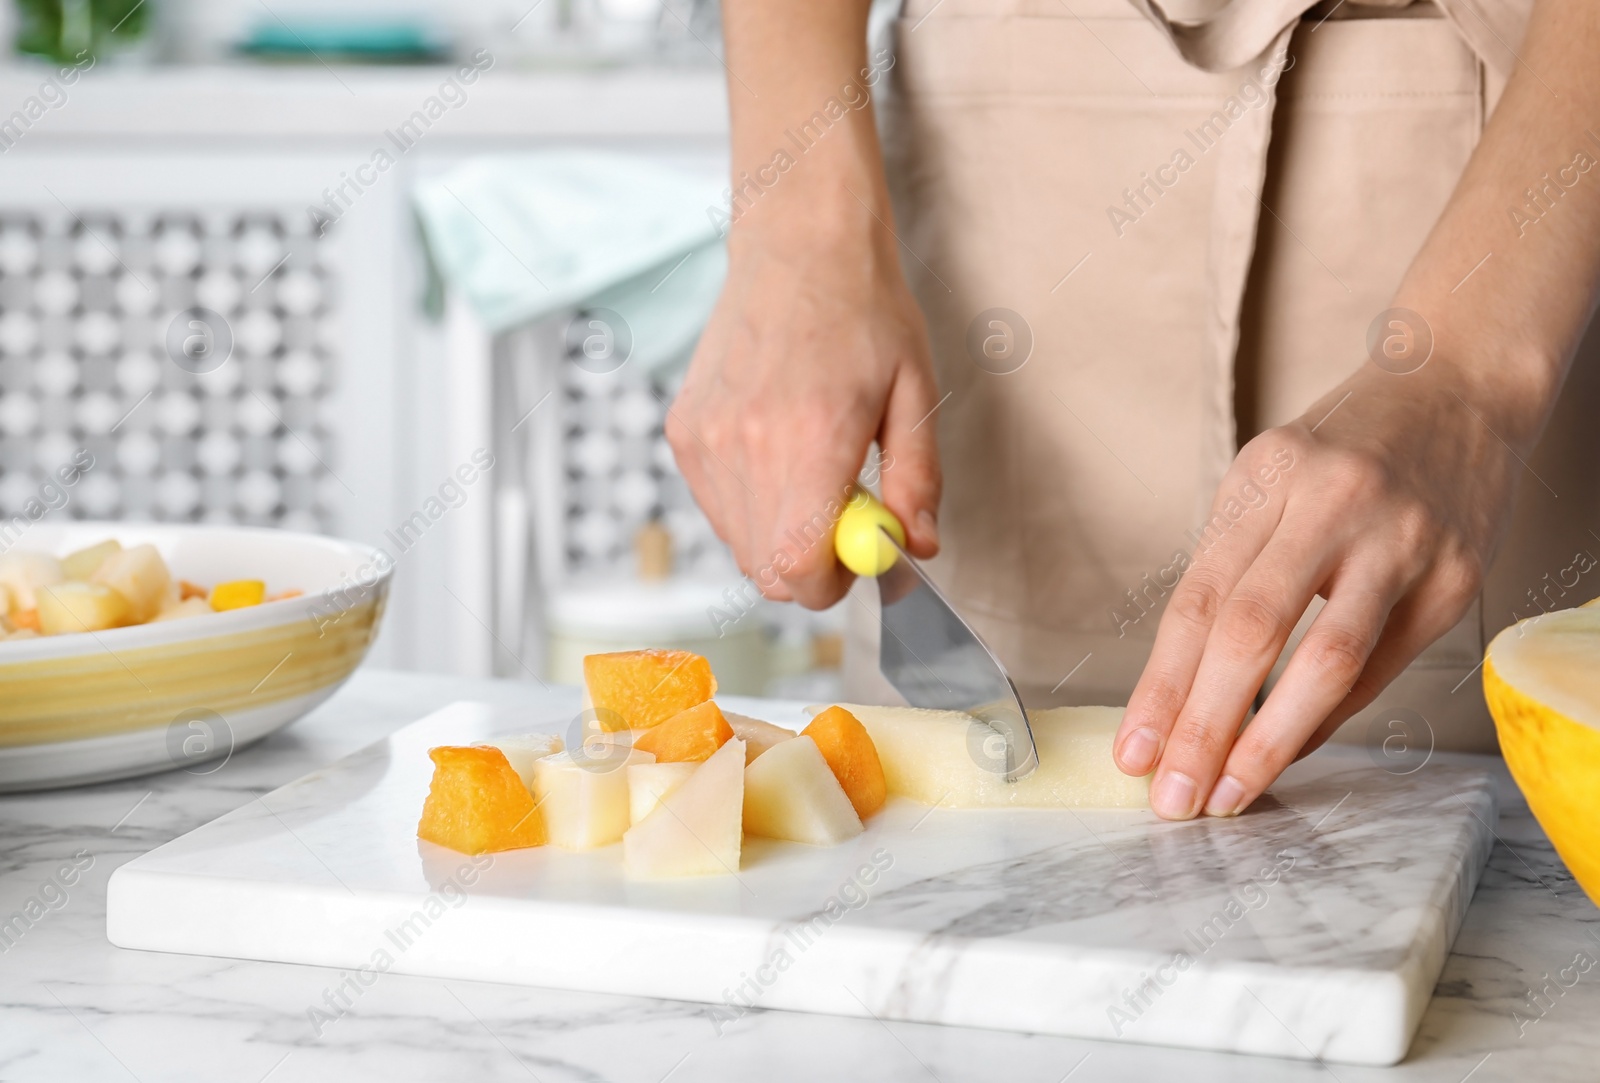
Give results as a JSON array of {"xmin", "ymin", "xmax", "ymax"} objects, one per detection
[{"xmin": 833, "ymin": 488, "xmax": 1039, "ymax": 782}]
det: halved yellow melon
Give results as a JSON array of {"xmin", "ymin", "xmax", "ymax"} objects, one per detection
[{"xmin": 1484, "ymin": 603, "xmax": 1600, "ymax": 906}]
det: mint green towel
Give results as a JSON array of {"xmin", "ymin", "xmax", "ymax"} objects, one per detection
[{"xmin": 413, "ymin": 151, "xmax": 727, "ymax": 372}]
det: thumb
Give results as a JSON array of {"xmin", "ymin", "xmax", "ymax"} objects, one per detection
[{"xmin": 876, "ymin": 363, "xmax": 943, "ymax": 559}]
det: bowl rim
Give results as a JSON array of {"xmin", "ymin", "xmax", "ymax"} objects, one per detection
[{"xmin": 0, "ymin": 522, "xmax": 394, "ymax": 663}]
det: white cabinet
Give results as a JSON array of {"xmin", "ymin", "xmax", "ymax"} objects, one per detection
[{"xmin": 0, "ymin": 65, "xmax": 728, "ymax": 673}]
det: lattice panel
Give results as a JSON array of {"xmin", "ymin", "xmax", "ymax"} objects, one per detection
[
  {"xmin": 0, "ymin": 209, "xmax": 338, "ymax": 532},
  {"xmin": 559, "ymin": 340, "xmax": 729, "ymax": 580}
]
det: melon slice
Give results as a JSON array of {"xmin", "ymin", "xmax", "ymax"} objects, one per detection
[
  {"xmin": 628, "ymin": 761, "xmax": 698, "ymax": 825},
  {"xmin": 633, "ymin": 700, "xmax": 733, "ymax": 763},
  {"xmin": 1484, "ymin": 603, "xmax": 1600, "ymax": 906},
  {"xmin": 583, "ymin": 649, "xmax": 716, "ymax": 731},
  {"xmin": 725, "ymin": 712, "xmax": 796, "ymax": 764},
  {"xmin": 832, "ymin": 704, "xmax": 1150, "ymax": 809},
  {"xmin": 803, "ymin": 706, "xmax": 887, "ymax": 818},
  {"xmin": 743, "ymin": 736, "xmax": 863, "ymax": 845},
  {"xmin": 91, "ymin": 544, "xmax": 172, "ymax": 623},
  {"xmin": 480, "ymin": 733, "xmax": 564, "ymax": 792},
  {"xmin": 533, "ymin": 748, "xmax": 654, "ymax": 851},
  {"xmin": 418, "ymin": 745, "xmax": 547, "ymax": 854},
  {"xmin": 623, "ymin": 737, "xmax": 745, "ymax": 878}
]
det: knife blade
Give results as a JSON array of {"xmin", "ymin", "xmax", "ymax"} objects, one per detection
[{"xmin": 834, "ymin": 490, "xmax": 1038, "ymax": 782}]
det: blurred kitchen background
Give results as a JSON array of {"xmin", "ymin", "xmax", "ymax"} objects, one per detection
[{"xmin": 0, "ymin": 0, "xmax": 848, "ymax": 698}]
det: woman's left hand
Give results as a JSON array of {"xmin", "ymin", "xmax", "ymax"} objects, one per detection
[{"xmin": 1111, "ymin": 361, "xmax": 1528, "ymax": 819}]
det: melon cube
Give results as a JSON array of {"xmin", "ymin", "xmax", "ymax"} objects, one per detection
[
  {"xmin": 633, "ymin": 700, "xmax": 733, "ymax": 763},
  {"xmin": 151, "ymin": 596, "xmax": 214, "ymax": 623},
  {"xmin": 743, "ymin": 736, "xmax": 863, "ymax": 845},
  {"xmin": 479, "ymin": 733, "xmax": 564, "ymax": 792},
  {"xmin": 623, "ymin": 737, "xmax": 745, "ymax": 878},
  {"xmin": 533, "ymin": 748, "xmax": 654, "ymax": 851},
  {"xmin": 0, "ymin": 551, "xmax": 63, "ymax": 612},
  {"xmin": 60, "ymin": 539, "xmax": 121, "ymax": 581},
  {"xmin": 583, "ymin": 649, "xmax": 716, "ymax": 731},
  {"xmin": 210, "ymin": 579, "xmax": 266, "ymax": 611},
  {"xmin": 725, "ymin": 712, "xmax": 796, "ymax": 764},
  {"xmin": 37, "ymin": 582, "xmax": 132, "ymax": 635},
  {"xmin": 91, "ymin": 544, "xmax": 172, "ymax": 623},
  {"xmin": 417, "ymin": 745, "xmax": 547, "ymax": 854},
  {"xmin": 803, "ymin": 706, "xmax": 888, "ymax": 819},
  {"xmin": 628, "ymin": 761, "xmax": 698, "ymax": 825}
]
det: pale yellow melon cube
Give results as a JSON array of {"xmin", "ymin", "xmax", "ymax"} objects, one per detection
[
  {"xmin": 61, "ymin": 539, "xmax": 121, "ymax": 581},
  {"xmin": 151, "ymin": 597, "xmax": 214, "ymax": 623},
  {"xmin": 479, "ymin": 733, "xmax": 564, "ymax": 792},
  {"xmin": 725, "ymin": 712, "xmax": 796, "ymax": 764},
  {"xmin": 0, "ymin": 551, "xmax": 63, "ymax": 612},
  {"xmin": 623, "ymin": 737, "xmax": 745, "ymax": 878},
  {"xmin": 627, "ymin": 761, "xmax": 698, "ymax": 825},
  {"xmin": 38, "ymin": 582, "xmax": 132, "ymax": 635},
  {"xmin": 743, "ymin": 735, "xmax": 862, "ymax": 845},
  {"xmin": 532, "ymin": 748, "xmax": 654, "ymax": 851},
  {"xmin": 91, "ymin": 544, "xmax": 172, "ymax": 623}
]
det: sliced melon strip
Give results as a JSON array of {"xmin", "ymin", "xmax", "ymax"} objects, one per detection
[{"xmin": 833, "ymin": 703, "xmax": 1149, "ymax": 809}]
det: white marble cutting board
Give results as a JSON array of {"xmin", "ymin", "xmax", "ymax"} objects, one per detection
[{"xmin": 106, "ymin": 697, "xmax": 1495, "ymax": 1067}]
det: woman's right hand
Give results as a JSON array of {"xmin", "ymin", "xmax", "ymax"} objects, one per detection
[{"xmin": 666, "ymin": 180, "xmax": 942, "ymax": 609}]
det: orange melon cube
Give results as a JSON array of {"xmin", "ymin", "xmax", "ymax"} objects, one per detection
[
  {"xmin": 634, "ymin": 700, "xmax": 734, "ymax": 763},
  {"xmin": 803, "ymin": 706, "xmax": 888, "ymax": 819},
  {"xmin": 417, "ymin": 745, "xmax": 547, "ymax": 855},
  {"xmin": 583, "ymin": 649, "xmax": 717, "ymax": 731}
]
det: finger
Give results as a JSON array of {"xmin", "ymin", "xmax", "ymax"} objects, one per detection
[
  {"xmin": 1147, "ymin": 528, "xmax": 1336, "ymax": 819},
  {"xmin": 1295, "ymin": 562, "xmax": 1477, "ymax": 759},
  {"xmin": 772, "ymin": 489, "xmax": 853, "ymax": 609},
  {"xmin": 1202, "ymin": 564, "xmax": 1401, "ymax": 816},
  {"xmin": 768, "ymin": 416, "xmax": 874, "ymax": 610},
  {"xmin": 1115, "ymin": 493, "xmax": 1284, "ymax": 777},
  {"xmin": 876, "ymin": 359, "xmax": 943, "ymax": 558}
]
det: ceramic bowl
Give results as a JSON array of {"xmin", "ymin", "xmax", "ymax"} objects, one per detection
[{"xmin": 0, "ymin": 522, "xmax": 391, "ymax": 791}]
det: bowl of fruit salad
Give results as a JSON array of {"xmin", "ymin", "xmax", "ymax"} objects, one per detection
[{"xmin": 0, "ymin": 522, "xmax": 391, "ymax": 791}]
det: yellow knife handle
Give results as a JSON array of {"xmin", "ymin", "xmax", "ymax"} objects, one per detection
[{"xmin": 834, "ymin": 487, "xmax": 907, "ymax": 577}]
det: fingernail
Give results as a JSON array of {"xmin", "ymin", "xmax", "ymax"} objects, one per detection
[
  {"xmin": 1151, "ymin": 771, "xmax": 1198, "ymax": 819},
  {"xmin": 916, "ymin": 509, "xmax": 938, "ymax": 547},
  {"xmin": 1205, "ymin": 775, "xmax": 1247, "ymax": 817},
  {"xmin": 1118, "ymin": 727, "xmax": 1161, "ymax": 773}
]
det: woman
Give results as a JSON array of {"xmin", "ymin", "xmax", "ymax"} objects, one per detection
[{"xmin": 667, "ymin": 0, "xmax": 1600, "ymax": 819}]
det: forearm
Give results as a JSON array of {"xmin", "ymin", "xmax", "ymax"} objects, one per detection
[
  {"xmin": 1392, "ymin": 0, "xmax": 1600, "ymax": 441},
  {"xmin": 720, "ymin": 0, "xmax": 893, "ymax": 248}
]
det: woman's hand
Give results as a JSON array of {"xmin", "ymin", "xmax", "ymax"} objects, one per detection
[
  {"xmin": 666, "ymin": 196, "xmax": 941, "ymax": 608},
  {"xmin": 1113, "ymin": 0, "xmax": 1600, "ymax": 818},
  {"xmin": 1113, "ymin": 362, "xmax": 1527, "ymax": 819}
]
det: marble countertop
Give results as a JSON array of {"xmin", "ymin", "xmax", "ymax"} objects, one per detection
[{"xmin": 2, "ymin": 669, "xmax": 1595, "ymax": 1082}]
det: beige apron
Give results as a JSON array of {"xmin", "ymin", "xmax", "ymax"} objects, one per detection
[{"xmin": 848, "ymin": 0, "xmax": 1598, "ymax": 754}]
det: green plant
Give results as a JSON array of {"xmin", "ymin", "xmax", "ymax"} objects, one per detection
[{"xmin": 14, "ymin": 0, "xmax": 149, "ymax": 64}]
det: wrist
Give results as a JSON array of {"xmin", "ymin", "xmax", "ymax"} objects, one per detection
[
  {"xmin": 724, "ymin": 132, "xmax": 894, "ymax": 260},
  {"xmin": 1384, "ymin": 286, "xmax": 1566, "ymax": 449}
]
